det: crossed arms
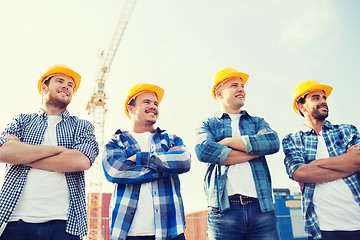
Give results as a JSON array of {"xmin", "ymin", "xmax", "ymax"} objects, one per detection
[
  {"xmin": 102, "ymin": 133, "xmax": 191, "ymax": 184},
  {"xmin": 0, "ymin": 135, "xmax": 91, "ymax": 172},
  {"xmin": 283, "ymin": 133, "xmax": 360, "ymax": 184},
  {"xmin": 195, "ymin": 118, "xmax": 280, "ymax": 166}
]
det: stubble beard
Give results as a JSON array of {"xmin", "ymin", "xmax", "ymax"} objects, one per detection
[
  {"xmin": 46, "ymin": 95, "xmax": 70, "ymax": 110},
  {"xmin": 312, "ymin": 105, "xmax": 328, "ymax": 121}
]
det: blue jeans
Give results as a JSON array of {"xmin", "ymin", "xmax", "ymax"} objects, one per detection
[
  {"xmin": 126, "ymin": 233, "xmax": 185, "ymax": 240},
  {"xmin": 207, "ymin": 201, "xmax": 280, "ymax": 240},
  {"xmin": 0, "ymin": 220, "xmax": 80, "ymax": 240}
]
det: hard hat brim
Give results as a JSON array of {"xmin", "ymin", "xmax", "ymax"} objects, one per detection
[{"xmin": 124, "ymin": 84, "xmax": 164, "ymax": 118}]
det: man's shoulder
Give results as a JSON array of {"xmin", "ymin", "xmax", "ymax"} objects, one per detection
[
  {"xmin": 11, "ymin": 112, "xmax": 41, "ymax": 123},
  {"xmin": 67, "ymin": 115, "xmax": 93, "ymax": 127},
  {"xmin": 283, "ymin": 130, "xmax": 303, "ymax": 141}
]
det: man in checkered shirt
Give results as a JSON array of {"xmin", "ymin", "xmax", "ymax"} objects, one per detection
[
  {"xmin": 283, "ymin": 80, "xmax": 360, "ymax": 240},
  {"xmin": 102, "ymin": 83, "xmax": 191, "ymax": 240},
  {"xmin": 0, "ymin": 65, "xmax": 99, "ymax": 239}
]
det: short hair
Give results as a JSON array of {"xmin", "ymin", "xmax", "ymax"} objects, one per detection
[
  {"xmin": 128, "ymin": 97, "xmax": 136, "ymax": 107},
  {"xmin": 297, "ymin": 94, "xmax": 307, "ymax": 117}
]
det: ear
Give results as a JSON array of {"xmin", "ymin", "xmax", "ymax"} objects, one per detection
[
  {"xmin": 41, "ymin": 83, "xmax": 48, "ymax": 94},
  {"xmin": 298, "ymin": 102, "xmax": 306, "ymax": 114},
  {"xmin": 127, "ymin": 105, "xmax": 134, "ymax": 115},
  {"xmin": 215, "ymin": 89, "xmax": 222, "ymax": 99}
]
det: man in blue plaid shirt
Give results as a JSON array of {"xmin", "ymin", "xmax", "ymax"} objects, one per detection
[
  {"xmin": 283, "ymin": 80, "xmax": 360, "ymax": 240},
  {"xmin": 102, "ymin": 83, "xmax": 191, "ymax": 240},
  {"xmin": 195, "ymin": 68, "xmax": 280, "ymax": 240},
  {"xmin": 0, "ymin": 65, "xmax": 99, "ymax": 239}
]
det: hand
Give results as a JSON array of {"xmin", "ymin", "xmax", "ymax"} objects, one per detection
[
  {"xmin": 5, "ymin": 134, "xmax": 20, "ymax": 142},
  {"xmin": 347, "ymin": 144, "xmax": 360, "ymax": 153},
  {"xmin": 168, "ymin": 147, "xmax": 183, "ymax": 152},
  {"xmin": 298, "ymin": 181, "xmax": 305, "ymax": 190},
  {"xmin": 257, "ymin": 129, "xmax": 267, "ymax": 134},
  {"xmin": 128, "ymin": 154, "xmax": 137, "ymax": 162}
]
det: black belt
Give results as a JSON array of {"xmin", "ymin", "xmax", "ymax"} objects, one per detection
[{"xmin": 229, "ymin": 194, "xmax": 258, "ymax": 205}]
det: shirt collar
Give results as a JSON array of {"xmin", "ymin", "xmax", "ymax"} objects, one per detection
[
  {"xmin": 215, "ymin": 110, "xmax": 249, "ymax": 119},
  {"xmin": 37, "ymin": 108, "xmax": 70, "ymax": 121},
  {"xmin": 300, "ymin": 120, "xmax": 333, "ymax": 135},
  {"xmin": 116, "ymin": 127, "xmax": 165, "ymax": 135}
]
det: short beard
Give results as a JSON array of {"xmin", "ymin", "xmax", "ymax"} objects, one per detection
[
  {"xmin": 46, "ymin": 95, "xmax": 69, "ymax": 109},
  {"xmin": 312, "ymin": 105, "xmax": 328, "ymax": 121}
]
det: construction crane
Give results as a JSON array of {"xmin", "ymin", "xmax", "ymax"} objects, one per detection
[{"xmin": 85, "ymin": 0, "xmax": 136, "ymax": 239}]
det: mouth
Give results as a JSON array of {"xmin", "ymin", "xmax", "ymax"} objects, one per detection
[
  {"xmin": 145, "ymin": 109, "xmax": 157, "ymax": 116},
  {"xmin": 317, "ymin": 104, "xmax": 328, "ymax": 111},
  {"xmin": 58, "ymin": 90, "xmax": 69, "ymax": 97},
  {"xmin": 235, "ymin": 94, "xmax": 244, "ymax": 99}
]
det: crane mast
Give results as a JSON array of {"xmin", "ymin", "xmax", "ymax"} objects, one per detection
[{"xmin": 85, "ymin": 1, "xmax": 136, "ymax": 239}]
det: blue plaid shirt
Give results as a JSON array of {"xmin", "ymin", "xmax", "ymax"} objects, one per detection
[
  {"xmin": 195, "ymin": 110, "xmax": 280, "ymax": 212},
  {"xmin": 102, "ymin": 127, "xmax": 191, "ymax": 240},
  {"xmin": 282, "ymin": 121, "xmax": 360, "ymax": 240},
  {"xmin": 0, "ymin": 109, "xmax": 99, "ymax": 238}
]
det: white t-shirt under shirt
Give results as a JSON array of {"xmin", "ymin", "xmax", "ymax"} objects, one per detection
[
  {"xmin": 9, "ymin": 115, "xmax": 70, "ymax": 223},
  {"xmin": 127, "ymin": 131, "xmax": 155, "ymax": 236},
  {"xmin": 226, "ymin": 113, "xmax": 257, "ymax": 198},
  {"xmin": 312, "ymin": 131, "xmax": 360, "ymax": 231}
]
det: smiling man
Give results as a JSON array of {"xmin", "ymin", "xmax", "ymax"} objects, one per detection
[
  {"xmin": 0, "ymin": 64, "xmax": 99, "ymax": 240},
  {"xmin": 195, "ymin": 67, "xmax": 280, "ymax": 240},
  {"xmin": 102, "ymin": 83, "xmax": 191, "ymax": 240},
  {"xmin": 283, "ymin": 80, "xmax": 360, "ymax": 240}
]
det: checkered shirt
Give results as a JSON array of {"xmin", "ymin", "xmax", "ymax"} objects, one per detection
[
  {"xmin": 0, "ymin": 109, "xmax": 99, "ymax": 238},
  {"xmin": 102, "ymin": 127, "xmax": 191, "ymax": 240},
  {"xmin": 194, "ymin": 110, "xmax": 280, "ymax": 212},
  {"xmin": 282, "ymin": 121, "xmax": 360, "ymax": 240}
]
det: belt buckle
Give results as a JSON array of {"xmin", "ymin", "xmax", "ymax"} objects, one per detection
[{"xmin": 239, "ymin": 195, "xmax": 249, "ymax": 205}]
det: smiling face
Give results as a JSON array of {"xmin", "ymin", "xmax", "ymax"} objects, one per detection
[
  {"xmin": 215, "ymin": 77, "xmax": 246, "ymax": 114},
  {"xmin": 41, "ymin": 74, "xmax": 75, "ymax": 109},
  {"xmin": 128, "ymin": 91, "xmax": 159, "ymax": 126},
  {"xmin": 299, "ymin": 90, "xmax": 329, "ymax": 121}
]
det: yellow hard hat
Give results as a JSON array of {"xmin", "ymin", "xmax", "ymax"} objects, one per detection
[
  {"xmin": 212, "ymin": 67, "xmax": 249, "ymax": 99},
  {"xmin": 292, "ymin": 79, "xmax": 333, "ymax": 114},
  {"xmin": 124, "ymin": 83, "xmax": 164, "ymax": 118},
  {"xmin": 38, "ymin": 64, "xmax": 81, "ymax": 95}
]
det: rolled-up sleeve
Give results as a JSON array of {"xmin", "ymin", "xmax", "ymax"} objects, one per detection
[
  {"xmin": 73, "ymin": 120, "xmax": 99, "ymax": 164},
  {"xmin": 282, "ymin": 134, "xmax": 305, "ymax": 179},
  {"xmin": 246, "ymin": 118, "xmax": 280, "ymax": 156},
  {"xmin": 195, "ymin": 120, "xmax": 232, "ymax": 165}
]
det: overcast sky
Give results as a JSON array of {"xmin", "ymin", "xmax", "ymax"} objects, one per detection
[{"xmin": 1, "ymin": 0, "xmax": 359, "ymax": 213}]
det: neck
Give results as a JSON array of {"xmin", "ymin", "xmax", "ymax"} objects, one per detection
[
  {"xmin": 305, "ymin": 117, "xmax": 326, "ymax": 135},
  {"xmin": 221, "ymin": 105, "xmax": 242, "ymax": 114},
  {"xmin": 42, "ymin": 104, "xmax": 66, "ymax": 116},
  {"xmin": 131, "ymin": 121, "xmax": 156, "ymax": 134}
]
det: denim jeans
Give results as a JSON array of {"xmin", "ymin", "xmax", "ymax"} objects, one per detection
[
  {"xmin": 207, "ymin": 201, "xmax": 280, "ymax": 240},
  {"xmin": 0, "ymin": 220, "xmax": 80, "ymax": 240},
  {"xmin": 126, "ymin": 233, "xmax": 186, "ymax": 240}
]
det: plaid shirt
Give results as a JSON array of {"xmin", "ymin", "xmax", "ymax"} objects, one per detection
[
  {"xmin": 195, "ymin": 110, "xmax": 280, "ymax": 212},
  {"xmin": 102, "ymin": 127, "xmax": 191, "ymax": 240},
  {"xmin": 282, "ymin": 121, "xmax": 360, "ymax": 240},
  {"xmin": 0, "ymin": 109, "xmax": 99, "ymax": 238}
]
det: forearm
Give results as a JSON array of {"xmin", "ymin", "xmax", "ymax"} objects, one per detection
[
  {"xmin": 0, "ymin": 141, "xmax": 64, "ymax": 164},
  {"xmin": 224, "ymin": 149, "xmax": 259, "ymax": 165},
  {"xmin": 26, "ymin": 150, "xmax": 91, "ymax": 172},
  {"xmin": 218, "ymin": 137, "xmax": 246, "ymax": 152},
  {"xmin": 139, "ymin": 148, "xmax": 191, "ymax": 175},
  {"xmin": 292, "ymin": 163, "xmax": 354, "ymax": 183},
  {"xmin": 314, "ymin": 150, "xmax": 360, "ymax": 173}
]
